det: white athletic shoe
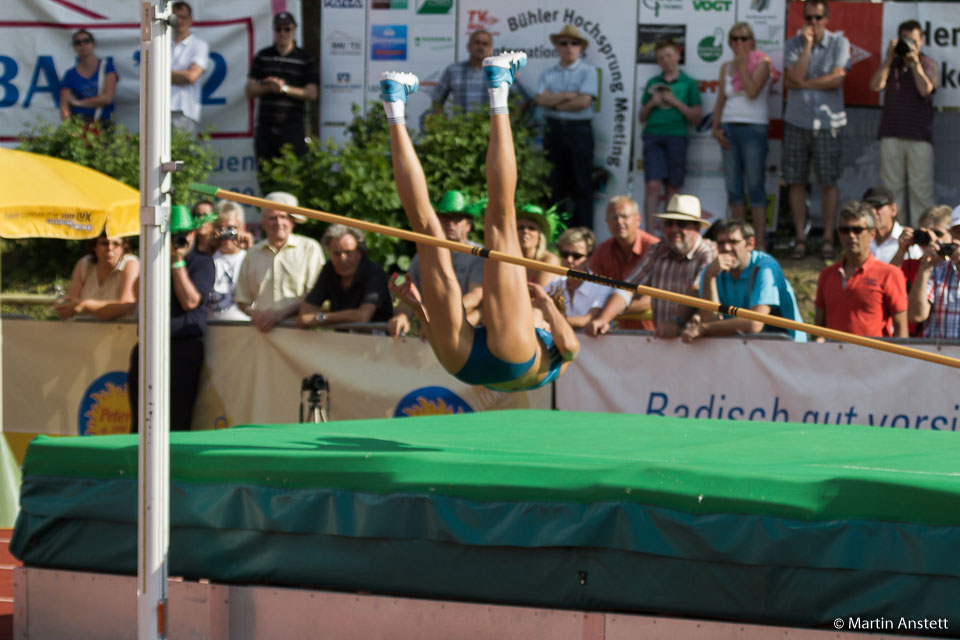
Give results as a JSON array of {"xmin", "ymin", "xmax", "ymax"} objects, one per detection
[
  {"xmin": 482, "ymin": 51, "xmax": 527, "ymax": 89},
  {"xmin": 379, "ymin": 71, "xmax": 419, "ymax": 103}
]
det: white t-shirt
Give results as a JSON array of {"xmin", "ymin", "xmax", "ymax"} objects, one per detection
[
  {"xmin": 171, "ymin": 33, "xmax": 209, "ymax": 123},
  {"xmin": 546, "ymin": 275, "xmax": 615, "ymax": 318},
  {"xmin": 209, "ymin": 249, "xmax": 248, "ymax": 321},
  {"xmin": 870, "ymin": 222, "xmax": 923, "ymax": 264}
]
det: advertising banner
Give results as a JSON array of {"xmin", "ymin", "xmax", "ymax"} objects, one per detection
[
  {"xmin": 456, "ymin": 0, "xmax": 639, "ymax": 231},
  {"xmin": 1, "ymin": 319, "xmax": 548, "ymax": 447},
  {"xmin": 0, "ymin": 0, "xmax": 301, "ymax": 197},
  {"xmin": 320, "ymin": 0, "xmax": 368, "ymax": 143},
  {"xmin": 557, "ymin": 333, "xmax": 957, "ymax": 431}
]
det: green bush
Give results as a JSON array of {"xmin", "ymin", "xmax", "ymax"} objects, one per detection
[
  {"xmin": 259, "ymin": 104, "xmax": 552, "ymax": 273},
  {"xmin": 2, "ymin": 117, "xmax": 218, "ymax": 292}
]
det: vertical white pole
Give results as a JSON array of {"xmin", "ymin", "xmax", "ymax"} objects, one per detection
[{"xmin": 138, "ymin": 2, "xmax": 172, "ymax": 639}]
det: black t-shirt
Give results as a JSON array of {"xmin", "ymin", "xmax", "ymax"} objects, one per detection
[
  {"xmin": 248, "ymin": 44, "xmax": 319, "ymax": 127},
  {"xmin": 171, "ymin": 248, "xmax": 215, "ymax": 338},
  {"xmin": 305, "ymin": 259, "xmax": 393, "ymax": 323}
]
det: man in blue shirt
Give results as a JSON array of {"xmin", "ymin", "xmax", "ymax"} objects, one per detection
[
  {"xmin": 682, "ymin": 218, "xmax": 807, "ymax": 342},
  {"xmin": 535, "ymin": 24, "xmax": 598, "ymax": 230}
]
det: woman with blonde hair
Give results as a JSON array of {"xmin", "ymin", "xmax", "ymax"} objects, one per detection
[{"xmin": 516, "ymin": 204, "xmax": 561, "ymax": 287}]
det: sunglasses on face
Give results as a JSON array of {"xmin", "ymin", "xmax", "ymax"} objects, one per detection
[
  {"xmin": 274, "ymin": 26, "xmax": 295, "ymax": 33},
  {"xmin": 730, "ymin": 35, "xmax": 751, "ymax": 42},
  {"xmin": 804, "ymin": 14, "xmax": 826, "ymax": 22},
  {"xmin": 559, "ymin": 250, "xmax": 587, "ymax": 261},
  {"xmin": 663, "ymin": 220, "xmax": 696, "ymax": 229},
  {"xmin": 97, "ymin": 240, "xmax": 123, "ymax": 248},
  {"xmin": 73, "ymin": 38, "xmax": 93, "ymax": 46},
  {"xmin": 556, "ymin": 40, "xmax": 581, "ymax": 47},
  {"xmin": 838, "ymin": 226, "xmax": 870, "ymax": 235}
]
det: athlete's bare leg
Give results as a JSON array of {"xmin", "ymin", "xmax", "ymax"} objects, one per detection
[
  {"xmin": 381, "ymin": 72, "xmax": 471, "ymax": 372},
  {"xmin": 479, "ymin": 53, "xmax": 538, "ymax": 362}
]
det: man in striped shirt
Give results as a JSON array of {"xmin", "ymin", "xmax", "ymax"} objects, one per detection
[
  {"xmin": 587, "ymin": 195, "xmax": 716, "ymax": 338},
  {"xmin": 908, "ymin": 206, "xmax": 960, "ymax": 339}
]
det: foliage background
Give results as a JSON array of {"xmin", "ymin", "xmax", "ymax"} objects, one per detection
[{"xmin": 260, "ymin": 104, "xmax": 552, "ymax": 273}]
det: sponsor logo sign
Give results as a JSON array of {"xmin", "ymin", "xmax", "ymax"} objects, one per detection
[
  {"xmin": 372, "ymin": 0, "xmax": 407, "ymax": 8},
  {"xmin": 642, "ymin": 0, "xmax": 683, "ymax": 19},
  {"xmin": 394, "ymin": 386, "xmax": 474, "ymax": 417},
  {"xmin": 371, "ymin": 25, "xmax": 408, "ymax": 60},
  {"xmin": 416, "ymin": 0, "xmax": 453, "ymax": 14},
  {"xmin": 465, "ymin": 9, "xmax": 499, "ymax": 32},
  {"xmin": 77, "ymin": 371, "xmax": 130, "ymax": 435},
  {"xmin": 414, "ymin": 34, "xmax": 454, "ymax": 51},
  {"xmin": 328, "ymin": 30, "xmax": 363, "ymax": 56},
  {"xmin": 324, "ymin": 0, "xmax": 363, "ymax": 7},
  {"xmin": 697, "ymin": 28, "xmax": 724, "ymax": 62},
  {"xmin": 692, "ymin": 0, "xmax": 732, "ymax": 11}
]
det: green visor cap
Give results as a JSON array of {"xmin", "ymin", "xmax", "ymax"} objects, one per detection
[
  {"xmin": 170, "ymin": 205, "xmax": 195, "ymax": 234},
  {"xmin": 517, "ymin": 203, "xmax": 565, "ymax": 242},
  {"xmin": 434, "ymin": 190, "xmax": 476, "ymax": 216}
]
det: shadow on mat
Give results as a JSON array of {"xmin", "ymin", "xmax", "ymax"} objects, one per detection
[{"xmin": 310, "ymin": 436, "xmax": 441, "ymax": 453}]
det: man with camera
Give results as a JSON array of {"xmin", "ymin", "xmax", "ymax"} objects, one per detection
[
  {"xmin": 869, "ymin": 20, "xmax": 938, "ymax": 228},
  {"xmin": 128, "ymin": 205, "xmax": 216, "ymax": 432},
  {"xmin": 908, "ymin": 206, "xmax": 960, "ymax": 339},
  {"xmin": 863, "ymin": 186, "xmax": 923, "ymax": 265}
]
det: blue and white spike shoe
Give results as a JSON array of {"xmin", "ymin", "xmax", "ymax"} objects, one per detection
[
  {"xmin": 482, "ymin": 51, "xmax": 527, "ymax": 89},
  {"xmin": 379, "ymin": 71, "xmax": 419, "ymax": 103}
]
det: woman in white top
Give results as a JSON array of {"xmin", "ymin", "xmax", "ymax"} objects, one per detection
[
  {"xmin": 711, "ymin": 22, "xmax": 776, "ymax": 251},
  {"xmin": 56, "ymin": 232, "xmax": 139, "ymax": 320},
  {"xmin": 208, "ymin": 201, "xmax": 251, "ymax": 321}
]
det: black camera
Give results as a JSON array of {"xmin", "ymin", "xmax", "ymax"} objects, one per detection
[
  {"xmin": 913, "ymin": 229, "xmax": 932, "ymax": 246},
  {"xmin": 895, "ymin": 36, "xmax": 916, "ymax": 57},
  {"xmin": 939, "ymin": 243, "xmax": 959, "ymax": 257},
  {"xmin": 172, "ymin": 232, "xmax": 190, "ymax": 249},
  {"xmin": 218, "ymin": 227, "xmax": 238, "ymax": 241}
]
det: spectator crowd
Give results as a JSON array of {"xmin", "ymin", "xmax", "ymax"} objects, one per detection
[{"xmin": 44, "ymin": 2, "xmax": 960, "ymax": 429}]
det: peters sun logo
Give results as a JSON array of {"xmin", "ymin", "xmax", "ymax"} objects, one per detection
[
  {"xmin": 77, "ymin": 371, "xmax": 131, "ymax": 435},
  {"xmin": 394, "ymin": 386, "xmax": 474, "ymax": 417}
]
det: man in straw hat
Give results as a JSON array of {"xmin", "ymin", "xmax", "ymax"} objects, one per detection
[
  {"xmin": 234, "ymin": 191, "xmax": 325, "ymax": 333},
  {"xmin": 390, "ymin": 190, "xmax": 485, "ymax": 337},
  {"xmin": 588, "ymin": 194, "xmax": 717, "ymax": 338},
  {"xmin": 535, "ymin": 24, "xmax": 598, "ymax": 230},
  {"xmin": 379, "ymin": 50, "xmax": 578, "ymax": 391}
]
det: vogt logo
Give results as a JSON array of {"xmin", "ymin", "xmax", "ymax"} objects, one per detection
[
  {"xmin": 692, "ymin": 0, "xmax": 732, "ymax": 11},
  {"xmin": 328, "ymin": 30, "xmax": 362, "ymax": 56},
  {"xmin": 324, "ymin": 0, "xmax": 363, "ymax": 7}
]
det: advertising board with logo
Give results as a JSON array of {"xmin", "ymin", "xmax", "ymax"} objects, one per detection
[
  {"xmin": 457, "ymin": 1, "xmax": 639, "ymax": 231},
  {"xmin": 0, "ymin": 1, "xmax": 302, "ymax": 198},
  {"xmin": 321, "ymin": 1, "xmax": 368, "ymax": 142}
]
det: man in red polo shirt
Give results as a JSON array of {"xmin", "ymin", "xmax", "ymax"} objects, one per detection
[
  {"xmin": 590, "ymin": 195, "xmax": 660, "ymax": 330},
  {"xmin": 815, "ymin": 201, "xmax": 908, "ymax": 337}
]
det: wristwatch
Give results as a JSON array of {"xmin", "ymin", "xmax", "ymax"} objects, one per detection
[{"xmin": 314, "ymin": 311, "xmax": 327, "ymax": 325}]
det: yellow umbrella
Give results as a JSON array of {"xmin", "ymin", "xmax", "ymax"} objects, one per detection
[{"xmin": 0, "ymin": 148, "xmax": 139, "ymax": 239}]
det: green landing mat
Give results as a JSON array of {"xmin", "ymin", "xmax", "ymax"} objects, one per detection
[{"xmin": 11, "ymin": 410, "xmax": 960, "ymax": 633}]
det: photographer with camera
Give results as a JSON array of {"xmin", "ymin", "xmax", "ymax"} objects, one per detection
[
  {"xmin": 128, "ymin": 205, "xmax": 216, "ymax": 432},
  {"xmin": 209, "ymin": 201, "xmax": 254, "ymax": 321},
  {"xmin": 863, "ymin": 186, "xmax": 923, "ymax": 266},
  {"xmin": 869, "ymin": 20, "xmax": 938, "ymax": 228},
  {"xmin": 908, "ymin": 206, "xmax": 960, "ymax": 339}
]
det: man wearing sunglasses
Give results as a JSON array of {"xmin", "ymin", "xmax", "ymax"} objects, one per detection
[
  {"xmin": 246, "ymin": 11, "xmax": 319, "ymax": 191},
  {"xmin": 536, "ymin": 24, "xmax": 598, "ymax": 230},
  {"xmin": 814, "ymin": 201, "xmax": 907, "ymax": 338},
  {"xmin": 783, "ymin": 0, "xmax": 851, "ymax": 260},
  {"xmin": 170, "ymin": 2, "xmax": 209, "ymax": 136},
  {"xmin": 863, "ymin": 185, "xmax": 922, "ymax": 265}
]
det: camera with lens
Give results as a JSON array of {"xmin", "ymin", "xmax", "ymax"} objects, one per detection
[
  {"xmin": 913, "ymin": 229, "xmax": 933, "ymax": 246},
  {"xmin": 939, "ymin": 243, "xmax": 959, "ymax": 257},
  {"xmin": 895, "ymin": 35, "xmax": 916, "ymax": 57},
  {"xmin": 218, "ymin": 227, "xmax": 238, "ymax": 241},
  {"xmin": 172, "ymin": 232, "xmax": 190, "ymax": 249}
]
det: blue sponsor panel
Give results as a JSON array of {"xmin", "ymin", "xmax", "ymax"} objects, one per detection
[
  {"xmin": 77, "ymin": 371, "xmax": 131, "ymax": 436},
  {"xmin": 394, "ymin": 386, "xmax": 474, "ymax": 417},
  {"xmin": 370, "ymin": 25, "xmax": 407, "ymax": 61}
]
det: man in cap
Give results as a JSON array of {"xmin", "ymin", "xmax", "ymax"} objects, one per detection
[
  {"xmin": 863, "ymin": 185, "xmax": 923, "ymax": 265},
  {"xmin": 815, "ymin": 201, "xmax": 907, "ymax": 337},
  {"xmin": 246, "ymin": 11, "xmax": 319, "ymax": 191},
  {"xmin": 234, "ymin": 191, "xmax": 325, "ymax": 333},
  {"xmin": 588, "ymin": 194, "xmax": 717, "ymax": 338},
  {"xmin": 128, "ymin": 205, "xmax": 215, "ymax": 432},
  {"xmin": 681, "ymin": 218, "xmax": 807, "ymax": 343},
  {"xmin": 431, "ymin": 30, "xmax": 528, "ymax": 115},
  {"xmin": 908, "ymin": 205, "xmax": 960, "ymax": 339},
  {"xmin": 170, "ymin": 2, "xmax": 209, "ymax": 136},
  {"xmin": 389, "ymin": 190, "xmax": 484, "ymax": 337},
  {"xmin": 535, "ymin": 24, "xmax": 598, "ymax": 230}
]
